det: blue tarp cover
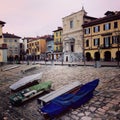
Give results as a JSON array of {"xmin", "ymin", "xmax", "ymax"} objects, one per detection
[{"xmin": 40, "ymin": 79, "xmax": 99, "ymax": 118}]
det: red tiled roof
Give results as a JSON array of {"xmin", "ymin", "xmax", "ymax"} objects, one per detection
[
  {"xmin": 0, "ymin": 20, "xmax": 5, "ymax": 24},
  {"xmin": 3, "ymin": 33, "xmax": 21, "ymax": 39},
  {"xmin": 53, "ymin": 27, "xmax": 63, "ymax": 32},
  {"xmin": 0, "ymin": 20, "xmax": 5, "ymax": 27},
  {"xmin": 83, "ymin": 11, "xmax": 120, "ymax": 27}
]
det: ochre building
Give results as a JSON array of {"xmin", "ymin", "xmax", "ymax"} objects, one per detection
[
  {"xmin": 27, "ymin": 37, "xmax": 46, "ymax": 60},
  {"xmin": 53, "ymin": 27, "xmax": 63, "ymax": 60},
  {"xmin": 83, "ymin": 11, "xmax": 120, "ymax": 61}
]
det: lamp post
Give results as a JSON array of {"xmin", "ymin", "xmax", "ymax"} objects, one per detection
[
  {"xmin": 114, "ymin": 29, "xmax": 120, "ymax": 68},
  {"xmin": 117, "ymin": 34, "xmax": 120, "ymax": 68},
  {"xmin": 80, "ymin": 34, "xmax": 86, "ymax": 66},
  {"xmin": 94, "ymin": 45, "xmax": 101, "ymax": 68},
  {"xmin": 25, "ymin": 49, "xmax": 30, "ymax": 65},
  {"xmin": 61, "ymin": 43, "xmax": 65, "ymax": 65}
]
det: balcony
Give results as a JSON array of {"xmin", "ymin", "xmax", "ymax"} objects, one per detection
[
  {"xmin": 100, "ymin": 44, "xmax": 112, "ymax": 49},
  {"xmin": 54, "ymin": 41, "xmax": 62, "ymax": 45},
  {"xmin": 0, "ymin": 44, "xmax": 7, "ymax": 49}
]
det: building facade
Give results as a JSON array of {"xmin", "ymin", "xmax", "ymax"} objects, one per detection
[
  {"xmin": 83, "ymin": 11, "xmax": 120, "ymax": 62},
  {"xmin": 0, "ymin": 21, "xmax": 7, "ymax": 63},
  {"xmin": 27, "ymin": 36, "xmax": 46, "ymax": 60},
  {"xmin": 53, "ymin": 27, "xmax": 63, "ymax": 61},
  {"xmin": 62, "ymin": 8, "xmax": 96, "ymax": 62},
  {"xmin": 19, "ymin": 42, "xmax": 25, "ymax": 61},
  {"xmin": 46, "ymin": 35, "xmax": 54, "ymax": 60},
  {"xmin": 3, "ymin": 33, "xmax": 21, "ymax": 63}
]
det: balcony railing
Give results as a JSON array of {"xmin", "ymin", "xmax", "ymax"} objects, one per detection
[
  {"xmin": 0, "ymin": 44, "xmax": 7, "ymax": 49},
  {"xmin": 54, "ymin": 41, "xmax": 62, "ymax": 45},
  {"xmin": 101, "ymin": 44, "xmax": 112, "ymax": 49}
]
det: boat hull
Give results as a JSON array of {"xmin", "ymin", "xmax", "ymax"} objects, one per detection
[
  {"xmin": 9, "ymin": 81, "xmax": 52, "ymax": 106},
  {"xmin": 40, "ymin": 79, "xmax": 99, "ymax": 118}
]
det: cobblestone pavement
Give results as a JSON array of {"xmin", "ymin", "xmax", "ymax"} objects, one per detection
[{"xmin": 0, "ymin": 64, "xmax": 120, "ymax": 120}]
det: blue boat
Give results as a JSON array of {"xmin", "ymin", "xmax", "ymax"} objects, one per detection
[{"xmin": 40, "ymin": 79, "xmax": 99, "ymax": 118}]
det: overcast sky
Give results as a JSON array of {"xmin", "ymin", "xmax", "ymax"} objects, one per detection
[{"xmin": 0, "ymin": 0, "xmax": 120, "ymax": 38}]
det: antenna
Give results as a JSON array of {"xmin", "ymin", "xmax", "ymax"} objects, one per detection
[{"xmin": 81, "ymin": 0, "xmax": 84, "ymax": 10}]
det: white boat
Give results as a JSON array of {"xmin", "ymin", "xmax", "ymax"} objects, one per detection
[
  {"xmin": 10, "ymin": 73, "xmax": 43, "ymax": 91},
  {"xmin": 1, "ymin": 65, "xmax": 20, "ymax": 71}
]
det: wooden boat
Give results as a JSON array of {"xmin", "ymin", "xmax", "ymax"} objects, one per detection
[
  {"xmin": 1, "ymin": 65, "xmax": 20, "ymax": 71},
  {"xmin": 38, "ymin": 81, "xmax": 82, "ymax": 106},
  {"xmin": 40, "ymin": 79, "xmax": 99, "ymax": 118},
  {"xmin": 10, "ymin": 73, "xmax": 43, "ymax": 91},
  {"xmin": 9, "ymin": 81, "xmax": 52, "ymax": 106}
]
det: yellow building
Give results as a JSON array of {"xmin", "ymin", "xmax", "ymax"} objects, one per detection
[
  {"xmin": 27, "ymin": 37, "xmax": 46, "ymax": 60},
  {"xmin": 83, "ymin": 11, "xmax": 120, "ymax": 61},
  {"xmin": 53, "ymin": 27, "xmax": 63, "ymax": 60}
]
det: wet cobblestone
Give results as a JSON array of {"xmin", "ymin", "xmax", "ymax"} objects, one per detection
[{"xmin": 0, "ymin": 64, "xmax": 120, "ymax": 120}]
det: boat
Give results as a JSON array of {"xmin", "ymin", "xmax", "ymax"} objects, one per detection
[
  {"xmin": 10, "ymin": 73, "xmax": 43, "ymax": 91},
  {"xmin": 40, "ymin": 79, "xmax": 99, "ymax": 118},
  {"xmin": 1, "ymin": 65, "xmax": 20, "ymax": 71},
  {"xmin": 9, "ymin": 81, "xmax": 52, "ymax": 106},
  {"xmin": 38, "ymin": 81, "xmax": 82, "ymax": 106}
]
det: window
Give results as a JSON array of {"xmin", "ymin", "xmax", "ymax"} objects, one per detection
[
  {"xmin": 56, "ymin": 32, "xmax": 58, "ymax": 37},
  {"xmin": 15, "ymin": 47, "xmax": 18, "ymax": 50},
  {"xmin": 104, "ymin": 37, "xmax": 110, "ymax": 47},
  {"xmin": 37, "ymin": 47, "xmax": 39, "ymax": 52},
  {"xmin": 114, "ymin": 22, "xmax": 118, "ymax": 28},
  {"xmin": 93, "ymin": 26, "xmax": 100, "ymax": 33},
  {"xmin": 70, "ymin": 20, "xmax": 73, "ymax": 29},
  {"xmin": 56, "ymin": 47, "xmax": 58, "ymax": 51},
  {"xmin": 71, "ymin": 44, "xmax": 74, "ymax": 52},
  {"xmin": 86, "ymin": 40, "xmax": 89, "ymax": 47},
  {"xmin": 60, "ymin": 31, "xmax": 61, "ymax": 36},
  {"xmin": 112, "ymin": 36, "xmax": 118, "ymax": 44},
  {"xmin": 85, "ymin": 28, "xmax": 90, "ymax": 34},
  {"xmin": 4, "ymin": 39, "xmax": 7, "ymax": 42},
  {"xmin": 9, "ymin": 47, "xmax": 12, "ymax": 49},
  {"xmin": 94, "ymin": 38, "xmax": 100, "ymax": 46},
  {"xmin": 103, "ymin": 23, "xmax": 111, "ymax": 30},
  {"xmin": 9, "ymin": 39, "xmax": 12, "ymax": 42},
  {"xmin": 55, "ymin": 39, "xmax": 58, "ymax": 43},
  {"xmin": 60, "ymin": 38, "xmax": 61, "ymax": 42},
  {"xmin": 60, "ymin": 46, "xmax": 62, "ymax": 51}
]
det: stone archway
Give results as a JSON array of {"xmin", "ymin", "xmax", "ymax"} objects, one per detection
[
  {"xmin": 86, "ymin": 52, "xmax": 91, "ymax": 61},
  {"xmin": 94, "ymin": 52, "xmax": 100, "ymax": 61},
  {"xmin": 104, "ymin": 51, "xmax": 111, "ymax": 61}
]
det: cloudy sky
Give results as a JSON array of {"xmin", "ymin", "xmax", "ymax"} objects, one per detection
[{"xmin": 0, "ymin": 0, "xmax": 120, "ymax": 37}]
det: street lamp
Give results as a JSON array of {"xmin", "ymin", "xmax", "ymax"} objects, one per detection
[
  {"xmin": 61, "ymin": 43, "xmax": 65, "ymax": 65},
  {"xmin": 94, "ymin": 45, "xmax": 101, "ymax": 68},
  {"xmin": 114, "ymin": 29, "xmax": 120, "ymax": 68},
  {"xmin": 80, "ymin": 35, "xmax": 86, "ymax": 66},
  {"xmin": 117, "ymin": 34, "xmax": 120, "ymax": 67}
]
